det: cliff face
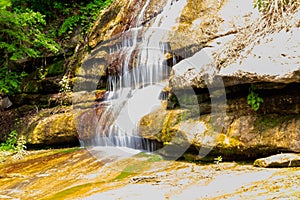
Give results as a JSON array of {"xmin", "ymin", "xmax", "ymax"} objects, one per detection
[
  {"xmin": 1, "ymin": 0, "xmax": 299, "ymax": 156},
  {"xmin": 81, "ymin": 0, "xmax": 300, "ymax": 158}
]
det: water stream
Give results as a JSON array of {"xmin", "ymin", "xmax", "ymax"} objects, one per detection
[{"xmin": 78, "ymin": 0, "xmax": 188, "ymax": 151}]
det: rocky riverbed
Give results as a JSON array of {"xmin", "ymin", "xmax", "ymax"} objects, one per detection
[{"xmin": 0, "ymin": 148, "xmax": 299, "ymax": 199}]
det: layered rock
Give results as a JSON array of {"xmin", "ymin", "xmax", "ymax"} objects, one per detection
[
  {"xmin": 139, "ymin": 1, "xmax": 300, "ymax": 159},
  {"xmin": 254, "ymin": 153, "xmax": 300, "ymax": 168},
  {"xmin": 170, "ymin": 27, "xmax": 300, "ymax": 89},
  {"xmin": 78, "ymin": 0, "xmax": 300, "ymax": 159},
  {"xmin": 140, "ymin": 108, "xmax": 300, "ymax": 159},
  {"xmin": 25, "ymin": 111, "xmax": 78, "ymax": 147}
]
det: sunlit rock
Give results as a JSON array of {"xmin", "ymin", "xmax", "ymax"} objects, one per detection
[
  {"xmin": 254, "ymin": 153, "xmax": 300, "ymax": 168},
  {"xmin": 25, "ymin": 111, "xmax": 79, "ymax": 147}
]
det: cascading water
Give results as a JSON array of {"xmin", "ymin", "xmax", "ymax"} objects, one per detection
[{"xmin": 78, "ymin": 0, "xmax": 188, "ymax": 151}]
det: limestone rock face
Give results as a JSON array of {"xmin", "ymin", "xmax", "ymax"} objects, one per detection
[
  {"xmin": 140, "ymin": 110, "xmax": 300, "ymax": 159},
  {"xmin": 254, "ymin": 153, "xmax": 300, "ymax": 168},
  {"xmin": 75, "ymin": 0, "xmax": 299, "ymax": 158},
  {"xmin": 170, "ymin": 6, "xmax": 300, "ymax": 89},
  {"xmin": 87, "ymin": 0, "xmax": 146, "ymax": 47},
  {"xmin": 219, "ymin": 28, "xmax": 300, "ymax": 87},
  {"xmin": 171, "ymin": 27, "xmax": 300, "ymax": 89},
  {"xmin": 88, "ymin": 0, "xmax": 257, "ymax": 58}
]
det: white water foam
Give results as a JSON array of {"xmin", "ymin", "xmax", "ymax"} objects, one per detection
[{"xmin": 80, "ymin": 0, "xmax": 188, "ymax": 151}]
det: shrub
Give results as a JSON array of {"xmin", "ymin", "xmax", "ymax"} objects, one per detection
[{"xmin": 0, "ymin": 130, "xmax": 27, "ymax": 154}]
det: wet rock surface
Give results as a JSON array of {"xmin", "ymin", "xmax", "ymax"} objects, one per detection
[{"xmin": 0, "ymin": 148, "xmax": 299, "ymax": 199}]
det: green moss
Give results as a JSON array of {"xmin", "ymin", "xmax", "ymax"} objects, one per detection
[
  {"xmin": 146, "ymin": 154, "xmax": 163, "ymax": 162},
  {"xmin": 54, "ymin": 147, "xmax": 81, "ymax": 154},
  {"xmin": 114, "ymin": 153, "xmax": 163, "ymax": 181},
  {"xmin": 45, "ymin": 182, "xmax": 98, "ymax": 200},
  {"xmin": 23, "ymin": 80, "xmax": 42, "ymax": 93},
  {"xmin": 160, "ymin": 110, "xmax": 197, "ymax": 143},
  {"xmin": 254, "ymin": 115, "xmax": 285, "ymax": 131},
  {"xmin": 46, "ymin": 60, "xmax": 64, "ymax": 77},
  {"xmin": 112, "ymin": 163, "xmax": 142, "ymax": 181},
  {"xmin": 113, "ymin": 171, "xmax": 136, "ymax": 180}
]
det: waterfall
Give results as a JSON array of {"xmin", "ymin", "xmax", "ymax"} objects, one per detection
[{"xmin": 77, "ymin": 0, "xmax": 188, "ymax": 151}]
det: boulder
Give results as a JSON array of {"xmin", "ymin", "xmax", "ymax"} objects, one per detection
[
  {"xmin": 1, "ymin": 105, "xmax": 79, "ymax": 148},
  {"xmin": 0, "ymin": 97, "xmax": 12, "ymax": 110},
  {"xmin": 254, "ymin": 153, "xmax": 300, "ymax": 168},
  {"xmin": 24, "ymin": 110, "xmax": 79, "ymax": 147}
]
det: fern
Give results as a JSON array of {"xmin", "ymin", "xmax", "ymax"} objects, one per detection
[
  {"xmin": 58, "ymin": 15, "xmax": 81, "ymax": 36},
  {"xmin": 57, "ymin": 0, "xmax": 113, "ymax": 39}
]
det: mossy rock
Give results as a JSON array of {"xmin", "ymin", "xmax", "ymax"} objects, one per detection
[
  {"xmin": 46, "ymin": 60, "xmax": 65, "ymax": 77},
  {"xmin": 23, "ymin": 80, "xmax": 43, "ymax": 93},
  {"xmin": 22, "ymin": 110, "xmax": 79, "ymax": 147}
]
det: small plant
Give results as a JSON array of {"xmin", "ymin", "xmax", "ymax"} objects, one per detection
[
  {"xmin": 16, "ymin": 135, "xmax": 27, "ymax": 154},
  {"xmin": 253, "ymin": 0, "xmax": 269, "ymax": 11},
  {"xmin": 0, "ymin": 130, "xmax": 27, "ymax": 156},
  {"xmin": 58, "ymin": 75, "xmax": 72, "ymax": 106},
  {"xmin": 57, "ymin": 0, "xmax": 113, "ymax": 40},
  {"xmin": 247, "ymin": 84, "xmax": 263, "ymax": 111},
  {"xmin": 0, "ymin": 130, "xmax": 18, "ymax": 152},
  {"xmin": 214, "ymin": 156, "xmax": 223, "ymax": 171},
  {"xmin": 214, "ymin": 156, "xmax": 223, "ymax": 165},
  {"xmin": 38, "ymin": 67, "xmax": 46, "ymax": 80},
  {"xmin": 59, "ymin": 75, "xmax": 71, "ymax": 93}
]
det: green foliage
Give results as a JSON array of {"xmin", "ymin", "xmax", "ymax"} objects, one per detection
[
  {"xmin": 58, "ymin": 15, "xmax": 81, "ymax": 37},
  {"xmin": 58, "ymin": 0, "xmax": 113, "ymax": 39},
  {"xmin": 0, "ymin": 0, "xmax": 11, "ymax": 10},
  {"xmin": 0, "ymin": 130, "xmax": 17, "ymax": 151},
  {"xmin": 0, "ymin": 130, "xmax": 26, "ymax": 154},
  {"xmin": 0, "ymin": 7, "xmax": 60, "ymax": 62},
  {"xmin": 0, "ymin": 0, "xmax": 113, "ymax": 95},
  {"xmin": 247, "ymin": 84, "xmax": 263, "ymax": 111},
  {"xmin": 214, "ymin": 156, "xmax": 223, "ymax": 165},
  {"xmin": 12, "ymin": 0, "xmax": 113, "ymax": 41},
  {"xmin": 0, "ymin": 0, "xmax": 60, "ymax": 95},
  {"xmin": 23, "ymin": 80, "xmax": 41, "ymax": 93},
  {"xmin": 0, "ymin": 67, "xmax": 27, "ymax": 95},
  {"xmin": 46, "ymin": 60, "xmax": 64, "ymax": 77}
]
